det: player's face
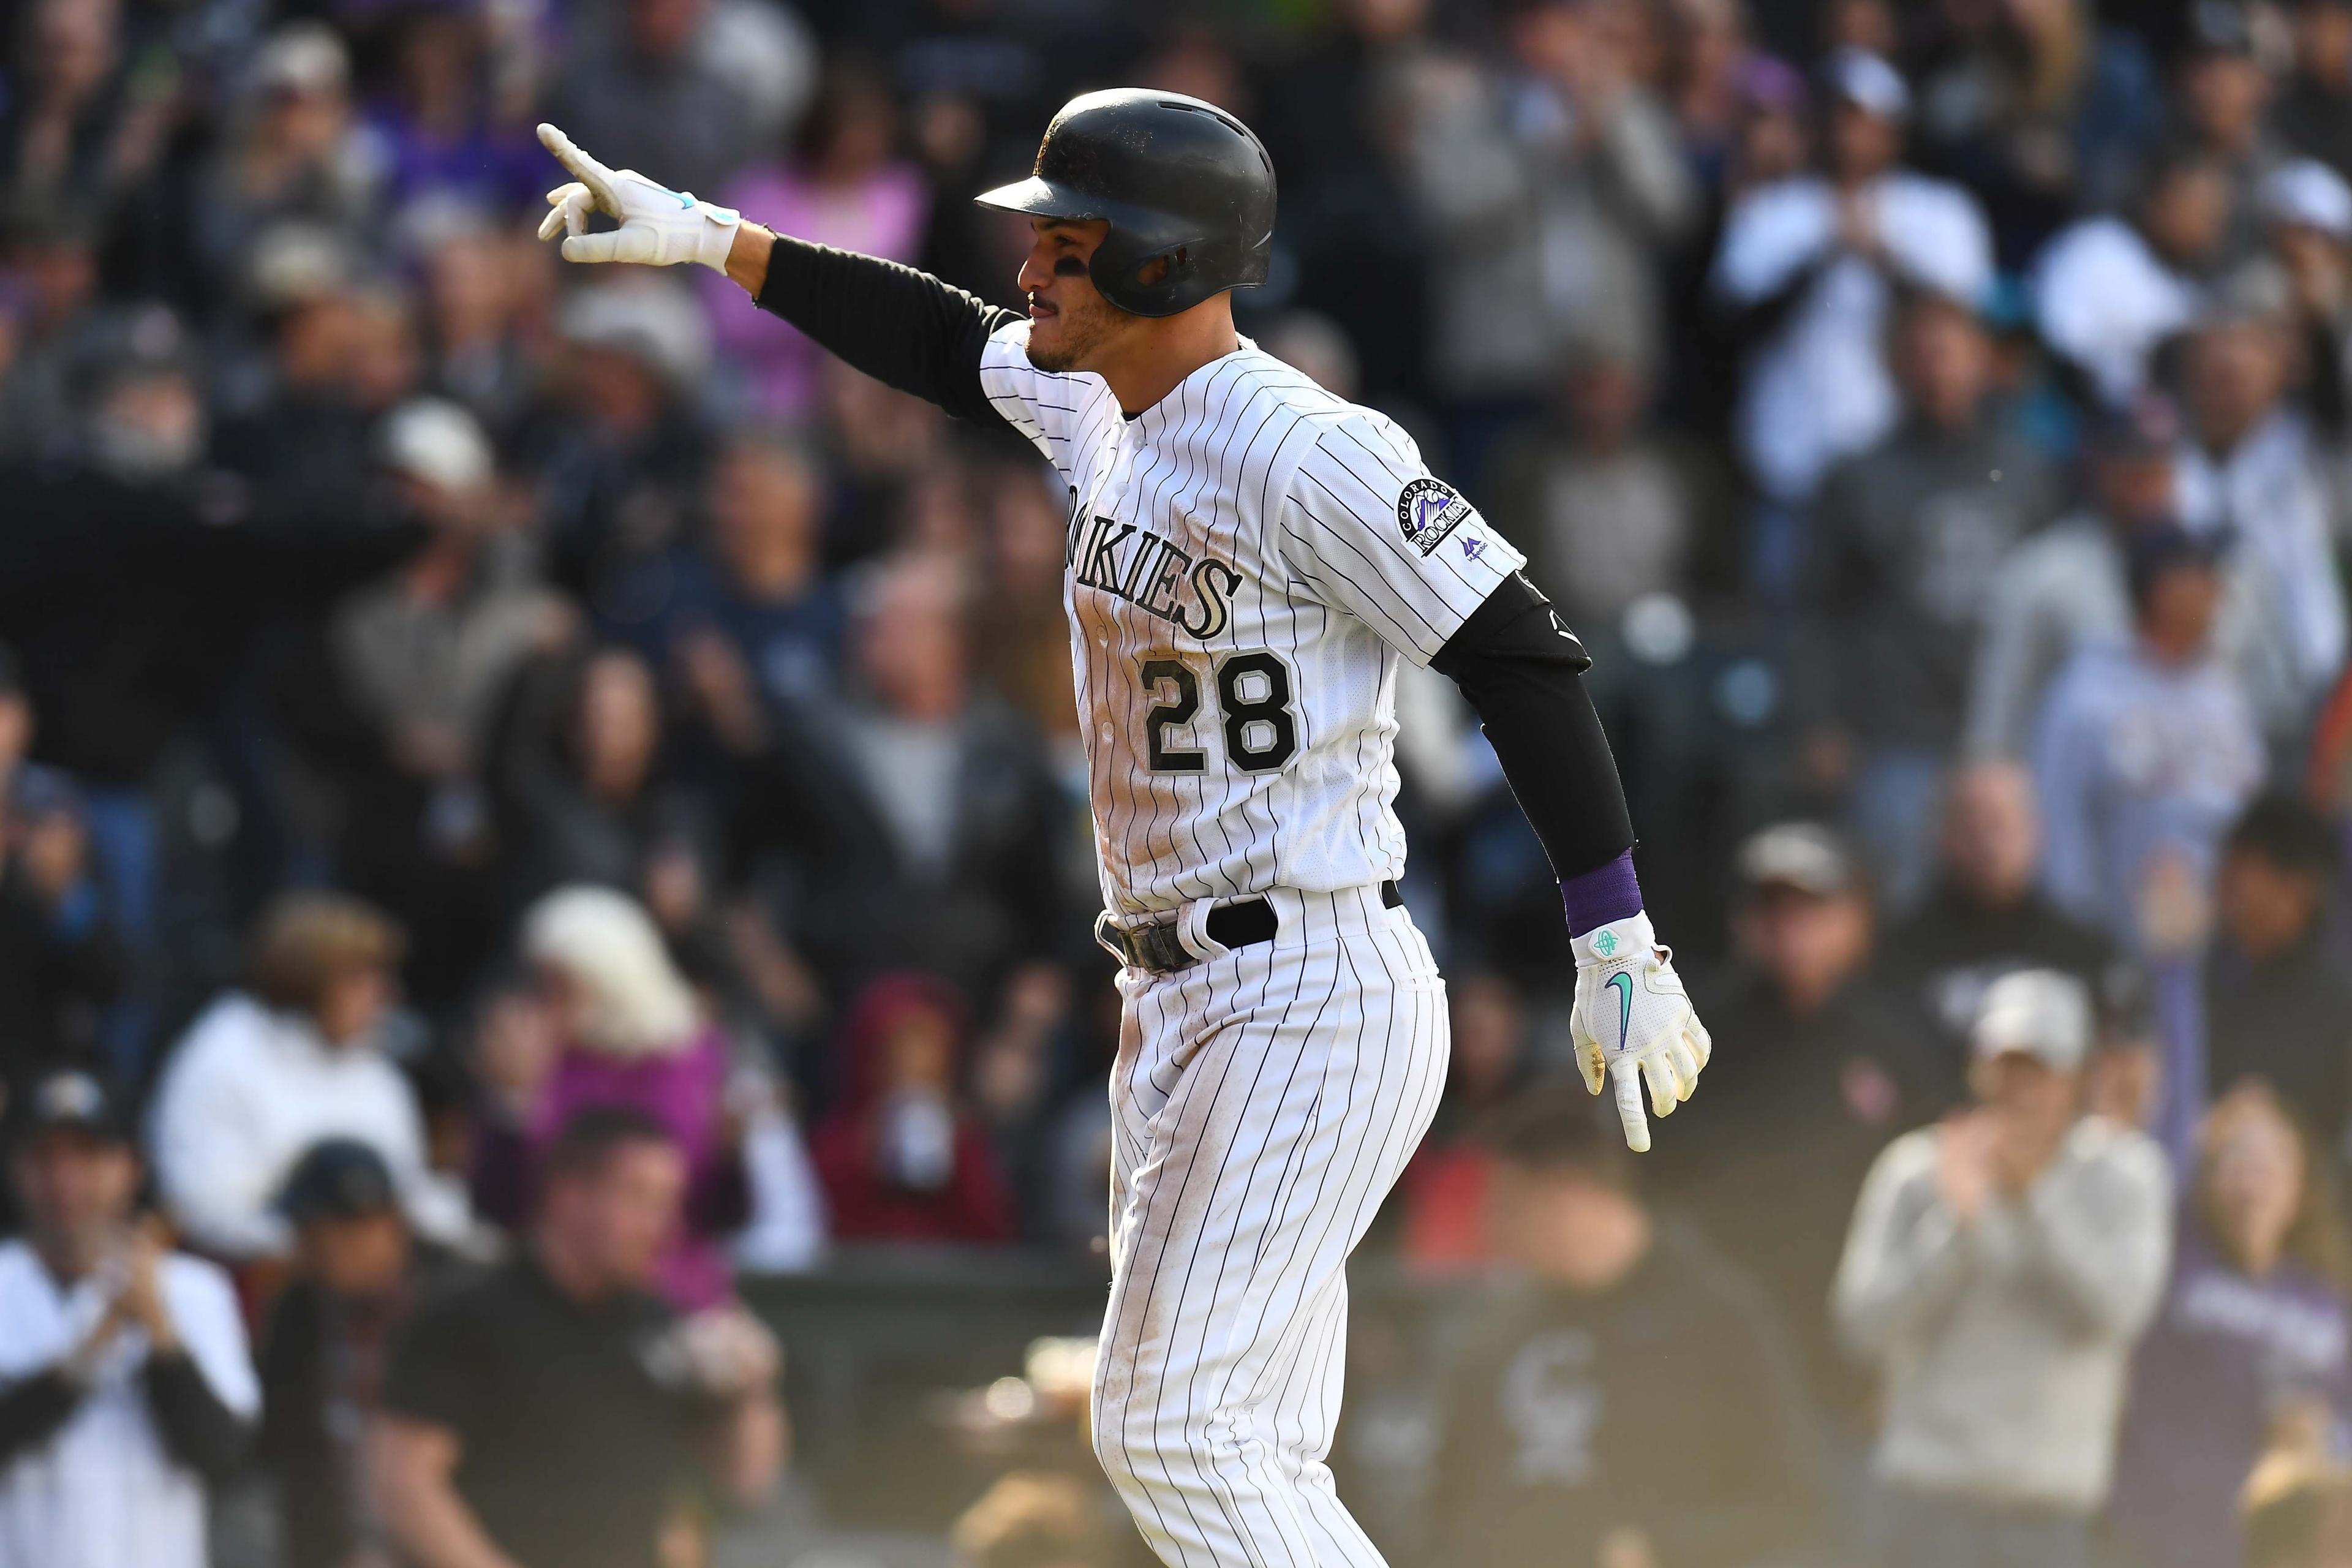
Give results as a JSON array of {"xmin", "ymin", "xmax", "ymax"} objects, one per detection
[{"xmin": 1017, "ymin": 218, "xmax": 1127, "ymax": 373}]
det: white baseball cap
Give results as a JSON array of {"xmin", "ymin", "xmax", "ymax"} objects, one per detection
[
  {"xmin": 380, "ymin": 398, "xmax": 494, "ymax": 495},
  {"xmin": 1971, "ymin": 969, "xmax": 2092, "ymax": 1072},
  {"xmin": 1824, "ymin": 48, "xmax": 1910, "ymax": 123},
  {"xmin": 2263, "ymin": 159, "xmax": 2352, "ymax": 239}
]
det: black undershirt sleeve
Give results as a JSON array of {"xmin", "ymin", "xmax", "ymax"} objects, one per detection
[
  {"xmin": 752, "ymin": 235, "xmax": 1021, "ymax": 426},
  {"xmin": 1430, "ymin": 573, "xmax": 1635, "ymax": 880}
]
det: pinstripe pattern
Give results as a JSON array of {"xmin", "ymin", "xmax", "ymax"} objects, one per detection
[
  {"xmin": 1096, "ymin": 888, "xmax": 1448, "ymax": 1568},
  {"xmin": 977, "ymin": 322, "xmax": 1523, "ymax": 921},
  {"xmin": 976, "ymin": 321, "xmax": 1502, "ymax": 1566}
]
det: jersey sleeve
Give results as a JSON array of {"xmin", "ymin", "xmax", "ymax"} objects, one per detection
[
  {"xmin": 1272, "ymin": 415, "xmax": 1526, "ymax": 665},
  {"xmin": 978, "ymin": 320, "xmax": 1113, "ymax": 475}
]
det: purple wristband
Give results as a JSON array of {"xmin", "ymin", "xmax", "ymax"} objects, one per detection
[{"xmin": 1560, "ymin": 850, "xmax": 1643, "ymax": 937}]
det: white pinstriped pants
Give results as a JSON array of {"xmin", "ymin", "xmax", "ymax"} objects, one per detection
[{"xmin": 1093, "ymin": 884, "xmax": 1450, "ymax": 1568}]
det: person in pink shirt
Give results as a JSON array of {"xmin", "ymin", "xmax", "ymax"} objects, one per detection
[{"xmin": 702, "ymin": 66, "xmax": 929, "ymax": 421}]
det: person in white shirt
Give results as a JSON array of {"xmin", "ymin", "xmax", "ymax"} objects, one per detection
[
  {"xmin": 2032, "ymin": 147, "xmax": 2231, "ymax": 406},
  {"xmin": 1711, "ymin": 50, "xmax": 1994, "ymax": 512},
  {"xmin": 1834, "ymin": 970, "xmax": 2169, "ymax": 1568},
  {"xmin": 0, "ymin": 1068, "xmax": 259, "ymax": 1568},
  {"xmin": 148, "ymin": 892, "xmax": 469, "ymax": 1263}
]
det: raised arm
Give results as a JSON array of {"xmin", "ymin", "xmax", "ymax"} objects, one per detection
[{"xmin": 534, "ymin": 124, "xmax": 1016, "ymax": 424}]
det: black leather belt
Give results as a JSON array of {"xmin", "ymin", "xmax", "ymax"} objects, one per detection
[{"xmin": 1095, "ymin": 881, "xmax": 1404, "ymax": 974}]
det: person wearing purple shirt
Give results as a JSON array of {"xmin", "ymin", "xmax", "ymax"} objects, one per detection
[{"xmin": 2112, "ymin": 1082, "xmax": 2352, "ymax": 1568}]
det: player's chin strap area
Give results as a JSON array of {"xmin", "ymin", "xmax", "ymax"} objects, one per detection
[{"xmin": 1095, "ymin": 882, "xmax": 1405, "ymax": 974}]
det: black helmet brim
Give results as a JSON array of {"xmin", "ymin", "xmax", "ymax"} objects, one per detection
[{"xmin": 973, "ymin": 175, "xmax": 1099, "ymax": 219}]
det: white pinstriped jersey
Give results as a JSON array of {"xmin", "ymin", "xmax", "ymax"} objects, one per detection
[{"xmin": 979, "ymin": 320, "xmax": 1525, "ymax": 918}]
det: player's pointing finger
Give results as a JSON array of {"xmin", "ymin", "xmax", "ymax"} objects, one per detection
[{"xmin": 537, "ymin": 124, "xmax": 615, "ymax": 204}]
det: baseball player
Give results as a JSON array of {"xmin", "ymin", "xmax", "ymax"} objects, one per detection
[{"xmin": 533, "ymin": 90, "xmax": 1712, "ymax": 1567}]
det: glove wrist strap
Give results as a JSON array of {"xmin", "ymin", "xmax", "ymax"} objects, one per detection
[
  {"xmin": 690, "ymin": 200, "xmax": 744, "ymax": 273},
  {"xmin": 1572, "ymin": 911, "xmax": 1656, "ymax": 967}
]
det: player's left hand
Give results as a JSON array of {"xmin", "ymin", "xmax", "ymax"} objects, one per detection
[
  {"xmin": 533, "ymin": 123, "xmax": 742, "ymax": 271},
  {"xmin": 1569, "ymin": 913, "xmax": 1711, "ymax": 1153}
]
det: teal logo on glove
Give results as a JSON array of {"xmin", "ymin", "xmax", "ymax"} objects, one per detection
[
  {"xmin": 1605, "ymin": 971, "xmax": 1633, "ymax": 1050},
  {"xmin": 1593, "ymin": 929, "xmax": 1618, "ymax": 957}
]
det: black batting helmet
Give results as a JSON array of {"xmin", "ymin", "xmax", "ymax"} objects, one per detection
[{"xmin": 974, "ymin": 89, "xmax": 1276, "ymax": 318}]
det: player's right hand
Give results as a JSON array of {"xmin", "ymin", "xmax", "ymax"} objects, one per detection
[
  {"xmin": 534, "ymin": 123, "xmax": 743, "ymax": 272},
  {"xmin": 1569, "ymin": 913, "xmax": 1711, "ymax": 1153}
]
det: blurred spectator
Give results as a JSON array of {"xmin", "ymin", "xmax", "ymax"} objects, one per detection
[
  {"xmin": 949, "ymin": 1469, "xmax": 1123, "ymax": 1568},
  {"xmin": 1426, "ymin": 1084, "xmax": 1825, "ymax": 1567},
  {"xmin": 1834, "ymin": 968, "xmax": 2171, "ymax": 1568},
  {"xmin": 967, "ymin": 960, "xmax": 1079, "ymax": 1234},
  {"xmin": 812, "ymin": 973, "xmax": 1016, "ymax": 1245},
  {"xmin": 2175, "ymin": 1, "xmax": 2289, "ymax": 262},
  {"xmin": 733, "ymin": 552, "xmax": 1068, "ymax": 999},
  {"xmin": 417, "ymin": 214, "xmax": 550, "ymax": 442},
  {"xmin": 2032, "ymin": 146, "xmax": 2228, "ymax": 405},
  {"xmin": 1392, "ymin": 971, "xmax": 1534, "ymax": 1273},
  {"xmin": 544, "ymin": 0, "xmax": 764, "ymax": 211},
  {"xmin": 1654, "ymin": 822, "xmax": 1923, "ymax": 1420},
  {"xmin": 1711, "ymin": 48, "xmax": 1993, "ymax": 535},
  {"xmin": 974, "ymin": 462, "xmax": 1083, "ymax": 760},
  {"xmin": 363, "ymin": 6, "xmax": 543, "ymax": 219},
  {"xmin": 1804, "ymin": 289, "xmax": 2064, "ymax": 902},
  {"xmin": 1400, "ymin": 0, "xmax": 1698, "ymax": 434},
  {"xmin": 704, "ymin": 63, "xmax": 928, "ymax": 421},
  {"xmin": 193, "ymin": 24, "xmax": 379, "ymax": 296},
  {"xmin": 257, "ymin": 1138, "xmax": 463, "ymax": 1568},
  {"xmin": 1967, "ymin": 393, "xmax": 2195, "ymax": 757},
  {"xmin": 0, "ymin": 207, "xmax": 104, "ymax": 462},
  {"xmin": 2113, "ymin": 1082, "xmax": 2352, "ymax": 1568},
  {"xmin": 495, "ymin": 643, "xmax": 716, "ymax": 910},
  {"xmin": 148, "ymin": 892, "xmax": 469, "ymax": 1264},
  {"xmin": 476, "ymin": 885, "xmax": 755, "ymax": 1310},
  {"xmin": 1485, "ymin": 334, "xmax": 1732, "ymax": 629},
  {"xmin": 375, "ymin": 1107, "xmax": 784, "ymax": 1568},
  {"xmin": 1877, "ymin": 759, "xmax": 2117, "ymax": 1082},
  {"xmin": 325, "ymin": 399, "xmax": 570, "ymax": 1004},
  {"xmin": 532, "ymin": 282, "xmax": 716, "ymax": 605},
  {"xmin": 1248, "ymin": 0, "xmax": 1439, "ymax": 407},
  {"xmin": 0, "ymin": 1068, "xmax": 258, "ymax": 1568},
  {"xmin": 2, "ymin": 0, "xmax": 171, "ymax": 221},
  {"xmin": 2032, "ymin": 524, "xmax": 2267, "ymax": 951},
  {"xmin": 214, "ymin": 279, "xmax": 424, "ymax": 521},
  {"xmin": 2279, "ymin": 0, "xmax": 2352, "ymax": 179},
  {"xmin": 0, "ymin": 652, "xmax": 125, "ymax": 1093},
  {"xmin": 604, "ymin": 429, "xmax": 844, "ymax": 716},
  {"xmin": 2204, "ymin": 795, "xmax": 2352, "ymax": 1147},
  {"xmin": 2173, "ymin": 310, "xmax": 2351, "ymax": 742},
  {"xmin": 1902, "ymin": 0, "xmax": 2095, "ymax": 266}
]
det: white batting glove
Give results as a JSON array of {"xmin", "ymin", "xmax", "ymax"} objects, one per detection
[
  {"xmin": 1569, "ymin": 913, "xmax": 1711, "ymax": 1153},
  {"xmin": 533, "ymin": 123, "xmax": 742, "ymax": 272}
]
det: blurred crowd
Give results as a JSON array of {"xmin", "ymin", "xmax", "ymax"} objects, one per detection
[{"xmin": 5, "ymin": 0, "xmax": 2352, "ymax": 1564}]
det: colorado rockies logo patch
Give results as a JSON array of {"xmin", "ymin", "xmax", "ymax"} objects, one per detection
[{"xmin": 1397, "ymin": 478, "xmax": 1473, "ymax": 557}]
